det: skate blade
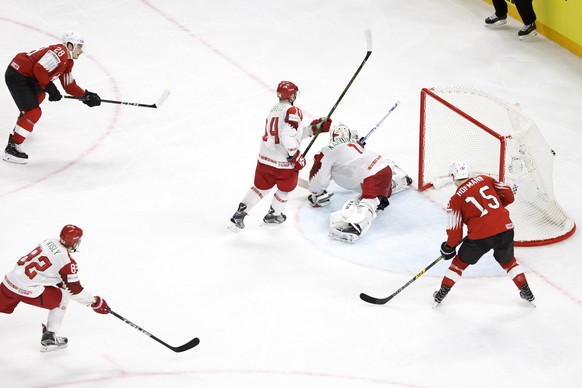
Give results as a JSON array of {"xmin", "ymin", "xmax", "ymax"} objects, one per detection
[
  {"xmin": 3, "ymin": 154, "xmax": 28, "ymax": 164},
  {"xmin": 227, "ymin": 223, "xmax": 243, "ymax": 233},
  {"xmin": 260, "ymin": 221, "xmax": 285, "ymax": 228},
  {"xmin": 484, "ymin": 21, "xmax": 507, "ymax": 28},
  {"xmin": 519, "ymin": 31, "xmax": 537, "ymax": 41},
  {"xmin": 40, "ymin": 343, "xmax": 68, "ymax": 352}
]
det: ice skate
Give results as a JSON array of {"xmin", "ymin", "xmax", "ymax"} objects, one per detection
[
  {"xmin": 376, "ymin": 196, "xmax": 390, "ymax": 212},
  {"xmin": 40, "ymin": 324, "xmax": 68, "ymax": 352},
  {"xmin": 518, "ymin": 23, "xmax": 537, "ymax": 40},
  {"xmin": 519, "ymin": 283, "xmax": 536, "ymax": 306},
  {"xmin": 262, "ymin": 206, "xmax": 286, "ymax": 225},
  {"xmin": 228, "ymin": 202, "xmax": 247, "ymax": 232},
  {"xmin": 3, "ymin": 136, "xmax": 28, "ymax": 164},
  {"xmin": 484, "ymin": 14, "xmax": 507, "ymax": 27},
  {"xmin": 432, "ymin": 285, "xmax": 451, "ymax": 308}
]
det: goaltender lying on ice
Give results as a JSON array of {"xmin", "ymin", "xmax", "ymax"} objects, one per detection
[{"xmin": 306, "ymin": 123, "xmax": 412, "ymax": 243}]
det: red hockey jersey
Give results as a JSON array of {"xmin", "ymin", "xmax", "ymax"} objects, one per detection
[
  {"xmin": 9, "ymin": 43, "xmax": 84, "ymax": 97},
  {"xmin": 446, "ymin": 175, "xmax": 515, "ymax": 247}
]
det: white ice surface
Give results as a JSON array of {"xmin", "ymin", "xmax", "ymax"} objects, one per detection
[{"xmin": 1, "ymin": 1, "xmax": 582, "ymax": 387}]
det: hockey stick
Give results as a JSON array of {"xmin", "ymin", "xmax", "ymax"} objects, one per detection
[
  {"xmin": 64, "ymin": 89, "xmax": 171, "ymax": 108},
  {"xmin": 298, "ymin": 177, "xmax": 309, "ymax": 189},
  {"xmin": 359, "ymin": 100, "xmax": 400, "ymax": 144},
  {"xmin": 301, "ymin": 29, "xmax": 373, "ymax": 158},
  {"xmin": 108, "ymin": 308, "xmax": 200, "ymax": 352},
  {"xmin": 360, "ymin": 238, "xmax": 466, "ymax": 305}
]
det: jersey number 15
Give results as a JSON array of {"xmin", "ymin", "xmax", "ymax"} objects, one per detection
[{"xmin": 465, "ymin": 185, "xmax": 501, "ymax": 217}]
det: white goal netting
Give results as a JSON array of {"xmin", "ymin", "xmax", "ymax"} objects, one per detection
[{"xmin": 419, "ymin": 86, "xmax": 575, "ymax": 246}]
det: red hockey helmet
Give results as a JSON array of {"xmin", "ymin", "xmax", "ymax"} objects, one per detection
[
  {"xmin": 277, "ymin": 81, "xmax": 299, "ymax": 100},
  {"xmin": 60, "ymin": 224, "xmax": 83, "ymax": 251}
]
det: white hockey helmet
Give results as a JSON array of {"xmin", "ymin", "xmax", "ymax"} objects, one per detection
[
  {"xmin": 330, "ymin": 123, "xmax": 352, "ymax": 142},
  {"xmin": 62, "ymin": 31, "xmax": 85, "ymax": 49},
  {"xmin": 449, "ymin": 161, "xmax": 470, "ymax": 180}
]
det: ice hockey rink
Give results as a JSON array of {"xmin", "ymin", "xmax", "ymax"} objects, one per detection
[{"xmin": 1, "ymin": 0, "xmax": 582, "ymax": 387}]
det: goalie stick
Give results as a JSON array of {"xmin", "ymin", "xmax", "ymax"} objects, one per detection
[
  {"xmin": 359, "ymin": 100, "xmax": 400, "ymax": 144},
  {"xmin": 108, "ymin": 308, "xmax": 200, "ymax": 352},
  {"xmin": 65, "ymin": 89, "xmax": 171, "ymax": 108},
  {"xmin": 301, "ymin": 29, "xmax": 373, "ymax": 158},
  {"xmin": 360, "ymin": 238, "xmax": 466, "ymax": 305}
]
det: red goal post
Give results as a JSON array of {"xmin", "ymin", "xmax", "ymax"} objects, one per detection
[{"xmin": 418, "ymin": 86, "xmax": 575, "ymax": 246}]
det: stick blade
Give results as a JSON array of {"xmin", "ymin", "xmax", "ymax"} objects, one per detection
[
  {"xmin": 171, "ymin": 337, "xmax": 200, "ymax": 352},
  {"xmin": 365, "ymin": 29, "xmax": 372, "ymax": 52},
  {"xmin": 359, "ymin": 292, "xmax": 390, "ymax": 305},
  {"xmin": 154, "ymin": 89, "xmax": 171, "ymax": 108}
]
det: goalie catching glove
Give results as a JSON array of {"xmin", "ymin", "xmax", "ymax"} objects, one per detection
[
  {"xmin": 440, "ymin": 242, "xmax": 456, "ymax": 260},
  {"xmin": 308, "ymin": 190, "xmax": 334, "ymax": 207}
]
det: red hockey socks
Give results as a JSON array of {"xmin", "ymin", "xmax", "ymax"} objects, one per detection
[
  {"xmin": 441, "ymin": 256, "xmax": 469, "ymax": 288},
  {"xmin": 11, "ymin": 107, "xmax": 42, "ymax": 144},
  {"xmin": 500, "ymin": 257, "xmax": 527, "ymax": 289}
]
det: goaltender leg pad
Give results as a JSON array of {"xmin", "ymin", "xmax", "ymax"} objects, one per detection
[
  {"xmin": 329, "ymin": 199, "xmax": 377, "ymax": 243},
  {"xmin": 387, "ymin": 160, "xmax": 413, "ymax": 195}
]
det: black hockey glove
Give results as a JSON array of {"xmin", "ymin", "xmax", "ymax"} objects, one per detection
[
  {"xmin": 82, "ymin": 90, "xmax": 101, "ymax": 107},
  {"xmin": 45, "ymin": 82, "xmax": 62, "ymax": 102},
  {"xmin": 440, "ymin": 242, "xmax": 456, "ymax": 260}
]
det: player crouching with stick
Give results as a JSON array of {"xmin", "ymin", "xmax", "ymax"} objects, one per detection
[
  {"xmin": 307, "ymin": 123, "xmax": 412, "ymax": 243},
  {"xmin": 4, "ymin": 31, "xmax": 101, "ymax": 164},
  {"xmin": 0, "ymin": 225, "xmax": 109, "ymax": 352},
  {"xmin": 433, "ymin": 161, "xmax": 536, "ymax": 307}
]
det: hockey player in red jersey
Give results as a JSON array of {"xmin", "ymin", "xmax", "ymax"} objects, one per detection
[
  {"xmin": 3, "ymin": 31, "xmax": 102, "ymax": 164},
  {"xmin": 308, "ymin": 123, "xmax": 412, "ymax": 243},
  {"xmin": 229, "ymin": 80, "xmax": 331, "ymax": 231},
  {"xmin": 0, "ymin": 225, "xmax": 109, "ymax": 352},
  {"xmin": 433, "ymin": 161, "xmax": 535, "ymax": 306}
]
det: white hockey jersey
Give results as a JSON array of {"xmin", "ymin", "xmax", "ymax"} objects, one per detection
[
  {"xmin": 308, "ymin": 139, "xmax": 391, "ymax": 194},
  {"xmin": 2, "ymin": 238, "xmax": 94, "ymax": 305},
  {"xmin": 258, "ymin": 102, "xmax": 310, "ymax": 169}
]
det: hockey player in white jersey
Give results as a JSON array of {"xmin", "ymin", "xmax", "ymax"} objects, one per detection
[
  {"xmin": 0, "ymin": 225, "xmax": 109, "ymax": 352},
  {"xmin": 229, "ymin": 80, "xmax": 331, "ymax": 231},
  {"xmin": 308, "ymin": 123, "xmax": 412, "ymax": 243}
]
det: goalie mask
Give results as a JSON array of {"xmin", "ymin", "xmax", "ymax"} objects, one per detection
[
  {"xmin": 60, "ymin": 224, "xmax": 83, "ymax": 251},
  {"xmin": 330, "ymin": 123, "xmax": 352, "ymax": 142},
  {"xmin": 449, "ymin": 161, "xmax": 470, "ymax": 180}
]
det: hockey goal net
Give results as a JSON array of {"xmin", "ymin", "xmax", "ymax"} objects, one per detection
[{"xmin": 418, "ymin": 86, "xmax": 576, "ymax": 246}]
